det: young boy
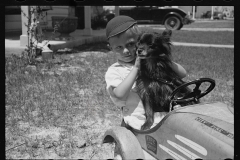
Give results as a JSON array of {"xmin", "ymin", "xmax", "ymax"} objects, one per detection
[{"xmin": 105, "ymin": 16, "xmax": 187, "ymax": 130}]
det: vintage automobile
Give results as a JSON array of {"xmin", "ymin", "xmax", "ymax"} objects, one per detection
[
  {"xmin": 118, "ymin": 6, "xmax": 194, "ymax": 30},
  {"xmin": 102, "ymin": 78, "xmax": 234, "ymax": 160}
]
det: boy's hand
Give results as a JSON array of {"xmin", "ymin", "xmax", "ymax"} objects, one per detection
[{"xmin": 134, "ymin": 56, "xmax": 141, "ymax": 69}]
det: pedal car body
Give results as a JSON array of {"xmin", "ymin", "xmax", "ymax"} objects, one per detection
[{"xmin": 102, "ymin": 101, "xmax": 234, "ymax": 159}]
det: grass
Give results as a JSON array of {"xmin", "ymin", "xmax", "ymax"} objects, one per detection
[
  {"xmin": 5, "ymin": 48, "xmax": 119, "ymax": 159},
  {"xmin": 5, "ymin": 31, "xmax": 234, "ymax": 159},
  {"xmin": 171, "ymin": 46, "xmax": 234, "ymax": 106},
  {"xmin": 183, "ymin": 20, "xmax": 234, "ymax": 28},
  {"xmin": 140, "ymin": 27, "xmax": 234, "ymax": 45},
  {"xmin": 139, "ymin": 19, "xmax": 234, "ymax": 28},
  {"xmin": 171, "ymin": 30, "xmax": 234, "ymax": 45}
]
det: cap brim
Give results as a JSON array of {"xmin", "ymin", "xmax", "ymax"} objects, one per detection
[{"xmin": 107, "ymin": 21, "xmax": 137, "ymax": 39}]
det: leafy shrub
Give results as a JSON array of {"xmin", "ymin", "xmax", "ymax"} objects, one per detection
[
  {"xmin": 91, "ymin": 10, "xmax": 115, "ymax": 30},
  {"xmin": 201, "ymin": 10, "xmax": 227, "ymax": 19},
  {"xmin": 201, "ymin": 11, "xmax": 211, "ymax": 18}
]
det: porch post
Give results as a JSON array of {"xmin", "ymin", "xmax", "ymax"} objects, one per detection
[
  {"xmin": 20, "ymin": 6, "xmax": 30, "ymax": 47},
  {"xmin": 115, "ymin": 6, "xmax": 119, "ymax": 16},
  {"xmin": 83, "ymin": 6, "xmax": 92, "ymax": 35},
  {"xmin": 211, "ymin": 6, "xmax": 214, "ymax": 20},
  {"xmin": 192, "ymin": 6, "xmax": 196, "ymax": 20}
]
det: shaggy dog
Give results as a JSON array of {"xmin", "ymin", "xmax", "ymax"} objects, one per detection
[{"xmin": 136, "ymin": 30, "xmax": 198, "ymax": 130}]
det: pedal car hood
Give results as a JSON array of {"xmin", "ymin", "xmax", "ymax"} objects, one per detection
[{"xmin": 175, "ymin": 102, "xmax": 233, "ymax": 124}]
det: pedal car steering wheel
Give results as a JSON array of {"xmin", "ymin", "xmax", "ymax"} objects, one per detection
[{"xmin": 169, "ymin": 78, "xmax": 215, "ymax": 111}]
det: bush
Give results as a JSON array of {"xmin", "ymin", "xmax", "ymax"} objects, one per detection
[
  {"xmin": 91, "ymin": 10, "xmax": 115, "ymax": 30},
  {"xmin": 201, "ymin": 11, "xmax": 211, "ymax": 18},
  {"xmin": 201, "ymin": 10, "xmax": 227, "ymax": 20},
  {"xmin": 91, "ymin": 15, "xmax": 107, "ymax": 30}
]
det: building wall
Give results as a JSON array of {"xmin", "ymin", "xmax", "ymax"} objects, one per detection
[
  {"xmin": 5, "ymin": 15, "xmax": 22, "ymax": 31},
  {"xmin": 5, "ymin": 6, "xmax": 103, "ymax": 31},
  {"xmin": 5, "ymin": 6, "xmax": 70, "ymax": 31},
  {"xmin": 5, "ymin": 6, "xmax": 21, "ymax": 31},
  {"xmin": 214, "ymin": 6, "xmax": 234, "ymax": 17},
  {"xmin": 42, "ymin": 6, "xmax": 69, "ymax": 29},
  {"xmin": 91, "ymin": 6, "xmax": 104, "ymax": 18},
  {"xmin": 178, "ymin": 6, "xmax": 234, "ymax": 18},
  {"xmin": 5, "ymin": 6, "xmax": 104, "ymax": 31},
  {"xmin": 178, "ymin": 6, "xmax": 212, "ymax": 18},
  {"xmin": 195, "ymin": 6, "xmax": 212, "ymax": 18},
  {"xmin": 178, "ymin": 6, "xmax": 192, "ymax": 15}
]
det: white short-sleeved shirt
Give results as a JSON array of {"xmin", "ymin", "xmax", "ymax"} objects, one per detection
[{"xmin": 105, "ymin": 61, "xmax": 167, "ymax": 130}]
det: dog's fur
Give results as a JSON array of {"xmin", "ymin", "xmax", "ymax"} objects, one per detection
[{"xmin": 136, "ymin": 30, "xmax": 198, "ymax": 130}]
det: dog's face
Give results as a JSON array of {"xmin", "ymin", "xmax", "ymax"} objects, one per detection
[
  {"xmin": 136, "ymin": 34, "xmax": 154, "ymax": 58},
  {"xmin": 136, "ymin": 30, "xmax": 172, "ymax": 58}
]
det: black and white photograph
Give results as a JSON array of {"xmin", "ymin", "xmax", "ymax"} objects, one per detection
[{"xmin": 5, "ymin": 5, "xmax": 234, "ymax": 159}]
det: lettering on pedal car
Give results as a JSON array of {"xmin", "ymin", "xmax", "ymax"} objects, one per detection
[
  {"xmin": 195, "ymin": 117, "xmax": 234, "ymax": 139},
  {"xmin": 145, "ymin": 135, "xmax": 157, "ymax": 154}
]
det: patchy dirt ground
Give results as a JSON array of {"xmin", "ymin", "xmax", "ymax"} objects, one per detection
[
  {"xmin": 6, "ymin": 114, "xmax": 121, "ymax": 159},
  {"xmin": 6, "ymin": 51, "xmax": 122, "ymax": 159}
]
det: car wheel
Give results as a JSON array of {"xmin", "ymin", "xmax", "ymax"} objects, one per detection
[
  {"xmin": 164, "ymin": 16, "xmax": 181, "ymax": 30},
  {"xmin": 179, "ymin": 23, "xmax": 183, "ymax": 30}
]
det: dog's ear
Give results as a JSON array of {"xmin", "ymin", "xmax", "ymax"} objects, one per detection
[
  {"xmin": 160, "ymin": 29, "xmax": 172, "ymax": 45},
  {"xmin": 162, "ymin": 29, "xmax": 172, "ymax": 37},
  {"xmin": 137, "ymin": 32, "xmax": 144, "ymax": 42}
]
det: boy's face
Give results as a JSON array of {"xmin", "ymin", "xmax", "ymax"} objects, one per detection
[{"xmin": 108, "ymin": 29, "xmax": 138, "ymax": 63}]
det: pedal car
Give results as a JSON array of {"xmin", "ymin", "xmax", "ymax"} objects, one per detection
[{"xmin": 102, "ymin": 78, "xmax": 234, "ymax": 159}]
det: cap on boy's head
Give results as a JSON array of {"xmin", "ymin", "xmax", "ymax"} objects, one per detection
[{"xmin": 106, "ymin": 15, "xmax": 137, "ymax": 39}]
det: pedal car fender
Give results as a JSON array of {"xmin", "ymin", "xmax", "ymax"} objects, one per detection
[{"xmin": 102, "ymin": 126, "xmax": 145, "ymax": 159}]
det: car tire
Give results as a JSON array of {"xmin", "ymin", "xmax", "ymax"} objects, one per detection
[
  {"xmin": 164, "ymin": 16, "xmax": 181, "ymax": 30},
  {"xmin": 179, "ymin": 23, "xmax": 183, "ymax": 30}
]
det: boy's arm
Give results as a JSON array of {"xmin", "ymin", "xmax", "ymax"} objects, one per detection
[
  {"xmin": 113, "ymin": 57, "xmax": 141, "ymax": 99},
  {"xmin": 113, "ymin": 66, "xmax": 138, "ymax": 99},
  {"xmin": 171, "ymin": 61, "xmax": 187, "ymax": 79}
]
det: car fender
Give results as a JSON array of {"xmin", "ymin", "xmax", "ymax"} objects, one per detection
[
  {"xmin": 163, "ymin": 12, "xmax": 183, "ymax": 23},
  {"xmin": 102, "ymin": 126, "xmax": 145, "ymax": 159}
]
